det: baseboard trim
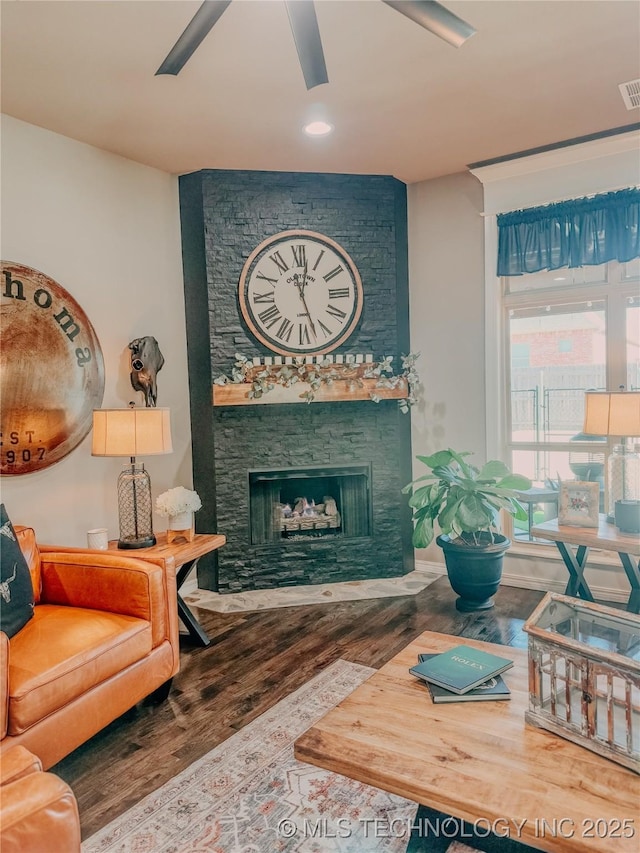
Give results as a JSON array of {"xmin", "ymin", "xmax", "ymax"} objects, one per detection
[
  {"xmin": 414, "ymin": 559, "xmax": 447, "ymax": 579},
  {"xmin": 414, "ymin": 559, "xmax": 630, "ymax": 604},
  {"xmin": 187, "ymin": 558, "xmax": 631, "ymax": 606},
  {"xmin": 499, "ymin": 571, "xmax": 629, "ymax": 603}
]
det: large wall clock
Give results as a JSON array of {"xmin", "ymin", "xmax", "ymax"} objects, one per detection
[
  {"xmin": 1, "ymin": 261, "xmax": 105, "ymax": 475},
  {"xmin": 238, "ymin": 230, "xmax": 363, "ymax": 356}
]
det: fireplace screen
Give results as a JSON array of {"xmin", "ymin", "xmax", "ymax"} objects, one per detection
[{"xmin": 249, "ymin": 464, "xmax": 371, "ymax": 544}]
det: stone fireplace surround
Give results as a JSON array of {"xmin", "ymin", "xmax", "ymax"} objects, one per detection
[
  {"xmin": 211, "ymin": 401, "xmax": 411, "ymax": 592},
  {"xmin": 179, "ymin": 168, "xmax": 413, "ymax": 592}
]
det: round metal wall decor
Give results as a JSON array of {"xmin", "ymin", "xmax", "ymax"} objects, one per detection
[{"xmin": 1, "ymin": 261, "xmax": 105, "ymax": 475}]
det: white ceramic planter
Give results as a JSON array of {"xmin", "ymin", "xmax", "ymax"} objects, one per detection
[{"xmin": 168, "ymin": 511, "xmax": 193, "ymax": 530}]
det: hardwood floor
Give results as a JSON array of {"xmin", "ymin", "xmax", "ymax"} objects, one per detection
[{"xmin": 53, "ymin": 577, "xmax": 545, "ymax": 840}]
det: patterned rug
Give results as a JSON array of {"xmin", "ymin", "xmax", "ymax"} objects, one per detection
[{"xmin": 83, "ymin": 661, "xmax": 484, "ymax": 853}]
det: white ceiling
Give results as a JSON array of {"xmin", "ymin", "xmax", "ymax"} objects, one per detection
[{"xmin": 1, "ymin": 0, "xmax": 639, "ymax": 184}]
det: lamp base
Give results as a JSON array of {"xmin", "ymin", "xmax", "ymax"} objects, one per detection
[
  {"xmin": 118, "ymin": 534, "xmax": 156, "ymax": 549},
  {"xmin": 117, "ymin": 461, "xmax": 156, "ymax": 549}
]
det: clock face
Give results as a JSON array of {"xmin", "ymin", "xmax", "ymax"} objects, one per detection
[{"xmin": 238, "ymin": 230, "xmax": 363, "ymax": 356}]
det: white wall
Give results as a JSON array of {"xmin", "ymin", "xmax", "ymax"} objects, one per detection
[
  {"xmin": 408, "ymin": 171, "xmax": 486, "ymax": 456},
  {"xmin": 472, "ymin": 132, "xmax": 640, "ymax": 216},
  {"xmin": 407, "ymin": 171, "xmax": 486, "ymax": 563},
  {"xmin": 1, "ymin": 115, "xmax": 191, "ymax": 546}
]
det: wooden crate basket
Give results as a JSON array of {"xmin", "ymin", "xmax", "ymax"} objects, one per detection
[{"xmin": 523, "ymin": 592, "xmax": 640, "ymax": 773}]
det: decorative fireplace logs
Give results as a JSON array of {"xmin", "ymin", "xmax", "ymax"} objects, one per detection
[{"xmin": 276, "ymin": 496, "xmax": 341, "ymax": 532}]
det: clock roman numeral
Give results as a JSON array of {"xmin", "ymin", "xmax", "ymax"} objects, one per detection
[
  {"xmin": 269, "ymin": 251, "xmax": 289, "ymax": 274},
  {"xmin": 258, "ymin": 304, "xmax": 281, "ymax": 329},
  {"xmin": 291, "ymin": 244, "xmax": 306, "ymax": 267},
  {"xmin": 275, "ymin": 317, "xmax": 293, "ymax": 342},
  {"xmin": 329, "ymin": 287, "xmax": 350, "ymax": 299},
  {"xmin": 252, "ymin": 291, "xmax": 275, "ymax": 303},
  {"xmin": 298, "ymin": 323, "xmax": 311, "ymax": 346},
  {"xmin": 318, "ymin": 319, "xmax": 332, "ymax": 338},
  {"xmin": 312, "ymin": 249, "xmax": 325, "ymax": 271},
  {"xmin": 323, "ymin": 265, "xmax": 344, "ymax": 282},
  {"xmin": 326, "ymin": 304, "xmax": 347, "ymax": 321},
  {"xmin": 255, "ymin": 271, "xmax": 278, "ymax": 285}
]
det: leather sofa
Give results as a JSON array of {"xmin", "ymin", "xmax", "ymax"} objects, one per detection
[
  {"xmin": 1, "ymin": 744, "xmax": 81, "ymax": 852},
  {"xmin": 0, "ymin": 526, "xmax": 180, "ymax": 770}
]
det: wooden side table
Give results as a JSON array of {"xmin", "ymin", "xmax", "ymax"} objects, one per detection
[
  {"xmin": 531, "ymin": 515, "xmax": 640, "ymax": 613},
  {"xmin": 108, "ymin": 531, "xmax": 226, "ymax": 646}
]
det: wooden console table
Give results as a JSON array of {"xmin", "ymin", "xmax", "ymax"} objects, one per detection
[
  {"xmin": 108, "ymin": 532, "xmax": 226, "ymax": 647},
  {"xmin": 531, "ymin": 515, "xmax": 640, "ymax": 613},
  {"xmin": 295, "ymin": 631, "xmax": 639, "ymax": 853}
]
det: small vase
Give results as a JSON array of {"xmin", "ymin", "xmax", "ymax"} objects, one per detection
[
  {"xmin": 166, "ymin": 511, "xmax": 194, "ymax": 543},
  {"xmin": 168, "ymin": 511, "xmax": 192, "ymax": 530}
]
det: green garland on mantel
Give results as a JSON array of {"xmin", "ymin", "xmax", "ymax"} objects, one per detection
[{"xmin": 214, "ymin": 353, "xmax": 421, "ymax": 412}]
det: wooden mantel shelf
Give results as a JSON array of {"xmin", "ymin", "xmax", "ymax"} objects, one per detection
[{"xmin": 213, "ymin": 377, "xmax": 408, "ymax": 406}]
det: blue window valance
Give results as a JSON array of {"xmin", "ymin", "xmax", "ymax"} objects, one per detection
[{"xmin": 497, "ymin": 187, "xmax": 640, "ymax": 276}]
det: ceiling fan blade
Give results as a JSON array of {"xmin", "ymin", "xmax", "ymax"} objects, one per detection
[
  {"xmin": 285, "ymin": 1, "xmax": 328, "ymax": 90},
  {"xmin": 382, "ymin": 0, "xmax": 476, "ymax": 48},
  {"xmin": 156, "ymin": 0, "xmax": 232, "ymax": 76}
]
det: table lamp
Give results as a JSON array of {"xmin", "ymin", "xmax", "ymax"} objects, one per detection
[
  {"xmin": 92, "ymin": 406, "xmax": 173, "ymax": 548},
  {"xmin": 582, "ymin": 391, "xmax": 640, "ymax": 532}
]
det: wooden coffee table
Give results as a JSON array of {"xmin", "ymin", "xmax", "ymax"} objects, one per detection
[{"xmin": 294, "ymin": 631, "xmax": 639, "ymax": 852}]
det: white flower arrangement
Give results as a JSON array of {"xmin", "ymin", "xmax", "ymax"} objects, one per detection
[{"xmin": 155, "ymin": 487, "xmax": 202, "ymax": 518}]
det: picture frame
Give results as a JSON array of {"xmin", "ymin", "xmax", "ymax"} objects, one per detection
[{"xmin": 558, "ymin": 481, "xmax": 600, "ymax": 528}]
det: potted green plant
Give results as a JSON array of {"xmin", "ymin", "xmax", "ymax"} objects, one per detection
[{"xmin": 403, "ymin": 448, "xmax": 531, "ymax": 611}]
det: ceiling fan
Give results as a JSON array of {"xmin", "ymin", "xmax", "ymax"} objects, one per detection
[{"xmin": 156, "ymin": 0, "xmax": 476, "ymax": 90}]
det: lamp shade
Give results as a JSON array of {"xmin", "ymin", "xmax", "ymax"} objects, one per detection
[
  {"xmin": 92, "ymin": 408, "xmax": 173, "ymax": 457},
  {"xmin": 583, "ymin": 392, "xmax": 640, "ymax": 437}
]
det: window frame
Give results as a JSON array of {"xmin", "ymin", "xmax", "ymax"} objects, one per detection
[
  {"xmin": 472, "ymin": 130, "xmax": 640, "ymax": 561},
  {"xmin": 501, "ymin": 262, "xmax": 638, "ymax": 543}
]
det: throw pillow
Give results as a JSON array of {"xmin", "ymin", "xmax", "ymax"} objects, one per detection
[{"xmin": 0, "ymin": 504, "xmax": 35, "ymax": 638}]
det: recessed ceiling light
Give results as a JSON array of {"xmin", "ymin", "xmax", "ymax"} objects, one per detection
[{"xmin": 303, "ymin": 120, "xmax": 333, "ymax": 137}]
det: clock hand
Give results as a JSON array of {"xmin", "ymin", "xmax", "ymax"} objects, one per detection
[{"xmin": 293, "ymin": 273, "xmax": 317, "ymax": 338}]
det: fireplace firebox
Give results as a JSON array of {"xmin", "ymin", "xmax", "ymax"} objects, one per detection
[{"xmin": 249, "ymin": 464, "xmax": 372, "ymax": 545}]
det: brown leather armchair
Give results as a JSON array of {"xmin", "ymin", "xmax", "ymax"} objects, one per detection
[
  {"xmin": 0, "ymin": 526, "xmax": 180, "ymax": 769},
  {"xmin": 1, "ymin": 745, "xmax": 81, "ymax": 852}
]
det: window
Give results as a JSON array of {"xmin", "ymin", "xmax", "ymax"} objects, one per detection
[
  {"xmin": 503, "ymin": 257, "xmax": 640, "ymax": 540},
  {"xmin": 511, "ymin": 342, "xmax": 530, "ymax": 368}
]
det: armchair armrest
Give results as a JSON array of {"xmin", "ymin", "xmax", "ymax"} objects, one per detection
[
  {"xmin": 40, "ymin": 552, "xmax": 178, "ymax": 653},
  {"xmin": 1, "ymin": 745, "xmax": 42, "ymax": 785},
  {"xmin": 1, "ymin": 771, "xmax": 81, "ymax": 853}
]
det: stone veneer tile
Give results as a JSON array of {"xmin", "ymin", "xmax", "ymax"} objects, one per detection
[{"xmin": 180, "ymin": 169, "xmax": 413, "ymax": 593}]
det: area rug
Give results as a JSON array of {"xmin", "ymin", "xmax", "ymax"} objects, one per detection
[
  {"xmin": 83, "ymin": 660, "xmax": 422, "ymax": 853},
  {"xmin": 82, "ymin": 659, "xmax": 537, "ymax": 853}
]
